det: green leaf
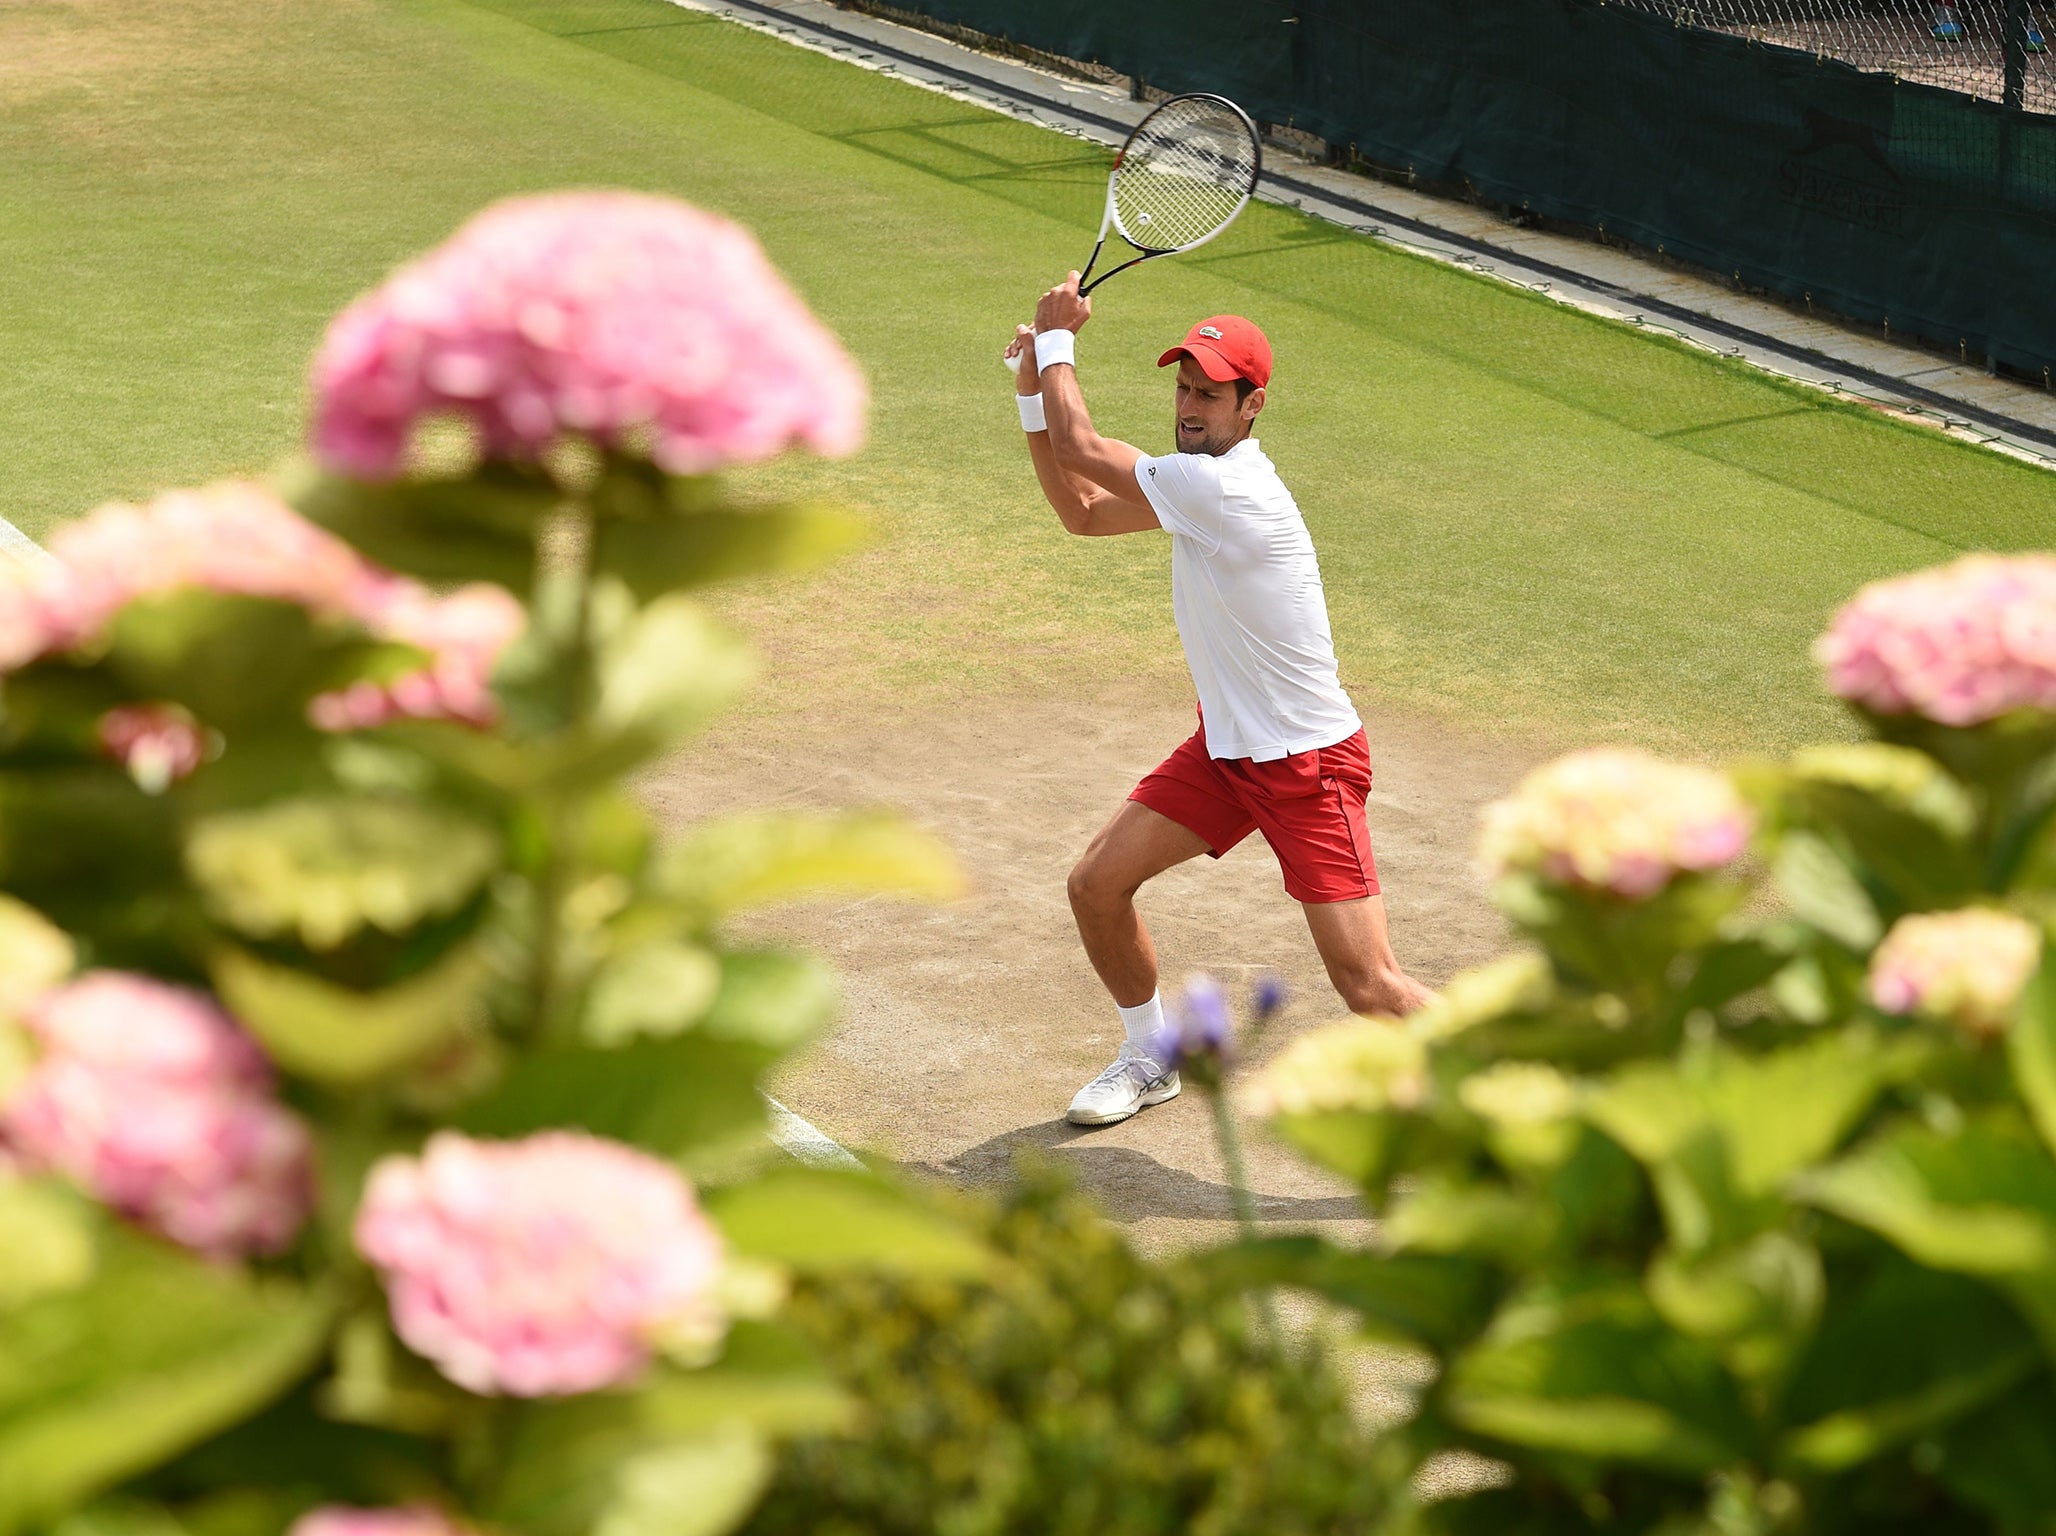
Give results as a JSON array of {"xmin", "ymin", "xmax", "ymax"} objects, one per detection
[
  {"xmin": 1196, "ymin": 1237, "xmax": 1496, "ymax": 1350},
  {"xmin": 596, "ymin": 504, "xmax": 866, "ymax": 601},
  {"xmin": 586, "ymin": 940, "xmax": 724, "ymax": 1046},
  {"xmin": 1383, "ymin": 1175, "xmax": 1556, "ymax": 1265},
  {"xmin": 1441, "ymin": 1278, "xmax": 1752, "ymax": 1474},
  {"xmin": 1935, "ymin": 1377, "xmax": 2056, "ymax": 1526},
  {"xmin": 0, "ymin": 896, "xmax": 74, "ymax": 1014},
  {"xmin": 659, "ymin": 811, "xmax": 961, "ymax": 918},
  {"xmin": 1267, "ymin": 1110, "xmax": 1405, "ymax": 1193},
  {"xmin": 1583, "ymin": 1035, "xmax": 1908, "ymax": 1252},
  {"xmin": 455, "ymin": 1031, "xmax": 773, "ymax": 1170},
  {"xmin": 486, "ymin": 1388, "xmax": 793, "ymax": 1536},
  {"xmin": 1772, "ymin": 831, "xmax": 1882, "ymax": 951},
  {"xmin": 700, "ymin": 949, "xmax": 839, "ymax": 1050},
  {"xmin": 0, "ymin": 766, "xmax": 182, "ymax": 911},
  {"xmin": 0, "ymin": 1228, "xmax": 331, "ymax": 1535},
  {"xmin": 1794, "ymin": 1113, "xmax": 2056, "ymax": 1352},
  {"xmin": 139, "ymin": 1387, "xmax": 443, "ymax": 1510},
  {"xmin": 44, "ymin": 1498, "xmax": 191, "ymax": 1536},
  {"xmin": 640, "ymin": 1321, "xmax": 854, "ymax": 1439},
  {"xmin": 186, "ymin": 796, "xmax": 500, "ymax": 951},
  {"xmin": 707, "ymin": 1168, "xmax": 990, "ymax": 1279},
  {"xmin": 2011, "ymin": 947, "xmax": 2056, "ymax": 1160},
  {"xmin": 282, "ymin": 460, "xmax": 551, "ymax": 589},
  {"xmin": 1796, "ymin": 1113, "xmax": 2056, "ymax": 1278},
  {"xmin": 595, "ymin": 596, "xmax": 756, "ymax": 758},
  {"xmin": 1776, "ymin": 1261, "xmax": 2041, "ymax": 1473},
  {"xmin": 594, "ymin": 1427, "xmax": 772, "ymax": 1536},
  {"xmin": 1587, "ymin": 1031, "xmax": 1910, "ymax": 1202},
  {"xmin": 1646, "ymin": 1230, "xmax": 1822, "ymax": 1392},
  {"xmin": 1493, "ymin": 873, "xmax": 1744, "ymax": 1000},
  {"xmin": 1783, "ymin": 743, "xmax": 1979, "ymax": 911},
  {"xmin": 0, "ymin": 1179, "xmax": 96, "ymax": 1312},
  {"xmin": 103, "ymin": 594, "xmax": 378, "ymax": 734},
  {"xmin": 209, "ymin": 941, "xmax": 490, "ymax": 1085},
  {"xmin": 1409, "ymin": 951, "xmax": 1557, "ymax": 1043},
  {"xmin": 1676, "ymin": 935, "xmax": 1791, "ymax": 1016}
]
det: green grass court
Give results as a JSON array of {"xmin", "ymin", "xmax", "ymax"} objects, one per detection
[{"xmin": 7, "ymin": 0, "xmax": 2054, "ymax": 753}]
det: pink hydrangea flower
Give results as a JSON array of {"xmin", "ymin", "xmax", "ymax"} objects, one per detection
[
  {"xmin": 311, "ymin": 191, "xmax": 867, "ymax": 480},
  {"xmin": 1, "ymin": 483, "xmax": 522, "ymax": 730},
  {"xmin": 354, "ymin": 1131, "xmax": 727, "ymax": 1397},
  {"xmin": 48, "ymin": 482, "xmax": 382, "ymax": 645},
  {"xmin": 0, "ymin": 555, "xmax": 73, "ymax": 672},
  {"xmin": 1817, "ymin": 555, "xmax": 2056, "ymax": 726},
  {"xmin": 1868, "ymin": 906, "xmax": 2041, "ymax": 1037},
  {"xmin": 97, "ymin": 703, "xmax": 208, "ymax": 792},
  {"xmin": 289, "ymin": 1508, "xmax": 470, "ymax": 1536},
  {"xmin": 1478, "ymin": 748, "xmax": 1753, "ymax": 898},
  {"xmin": 1, "ymin": 973, "xmax": 313, "ymax": 1259},
  {"xmin": 310, "ymin": 582, "xmax": 524, "ymax": 731}
]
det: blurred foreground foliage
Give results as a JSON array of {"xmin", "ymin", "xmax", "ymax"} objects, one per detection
[{"xmin": 746, "ymin": 1165, "xmax": 1397, "ymax": 1536}]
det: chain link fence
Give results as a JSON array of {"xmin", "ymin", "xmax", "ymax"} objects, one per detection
[{"xmin": 1607, "ymin": 1, "xmax": 2056, "ymax": 111}]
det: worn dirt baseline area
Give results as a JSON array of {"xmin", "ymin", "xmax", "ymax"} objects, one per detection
[{"xmin": 645, "ymin": 681, "xmax": 1544, "ymax": 1254}]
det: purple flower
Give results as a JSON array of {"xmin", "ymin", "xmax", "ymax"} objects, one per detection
[
  {"xmin": 1153, "ymin": 975, "xmax": 1236, "ymax": 1072},
  {"xmin": 1253, "ymin": 974, "xmax": 1288, "ymax": 1022}
]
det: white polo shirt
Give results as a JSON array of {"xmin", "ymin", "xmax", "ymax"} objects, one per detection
[{"xmin": 1132, "ymin": 438, "xmax": 1362, "ymax": 763}]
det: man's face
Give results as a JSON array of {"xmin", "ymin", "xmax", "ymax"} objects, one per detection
[{"xmin": 1172, "ymin": 356, "xmax": 1262, "ymax": 457}]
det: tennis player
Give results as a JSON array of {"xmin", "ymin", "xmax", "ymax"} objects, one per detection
[{"xmin": 1009, "ymin": 273, "xmax": 1435, "ymax": 1127}]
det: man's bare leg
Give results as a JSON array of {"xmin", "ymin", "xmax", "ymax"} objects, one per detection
[
  {"xmin": 1303, "ymin": 895, "xmax": 1437, "ymax": 1016},
  {"xmin": 1066, "ymin": 800, "xmax": 1212, "ymax": 1006}
]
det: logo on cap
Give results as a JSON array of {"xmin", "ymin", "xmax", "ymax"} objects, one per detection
[{"xmin": 1197, "ymin": 325, "xmax": 1224, "ymax": 339}]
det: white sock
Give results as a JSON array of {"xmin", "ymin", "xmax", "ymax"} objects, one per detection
[{"xmin": 1116, "ymin": 993, "xmax": 1167, "ymax": 1059}]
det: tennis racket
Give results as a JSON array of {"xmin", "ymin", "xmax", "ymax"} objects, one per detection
[{"xmin": 1078, "ymin": 92, "xmax": 1262, "ymax": 295}]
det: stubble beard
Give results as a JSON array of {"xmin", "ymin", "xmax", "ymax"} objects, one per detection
[{"xmin": 1174, "ymin": 421, "xmax": 1238, "ymax": 458}]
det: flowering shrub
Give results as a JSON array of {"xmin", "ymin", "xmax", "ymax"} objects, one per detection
[
  {"xmin": 1218, "ymin": 562, "xmax": 2056, "ymax": 1533},
  {"xmin": 0, "ymin": 191, "xmax": 968, "ymax": 1536},
  {"xmin": 745, "ymin": 1167, "xmax": 1396, "ymax": 1536}
]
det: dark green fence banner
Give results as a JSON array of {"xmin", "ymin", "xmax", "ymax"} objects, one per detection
[{"xmin": 881, "ymin": 0, "xmax": 2056, "ymax": 377}]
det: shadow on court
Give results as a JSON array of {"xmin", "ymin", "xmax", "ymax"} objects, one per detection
[{"xmin": 915, "ymin": 1117, "xmax": 1366, "ymax": 1224}]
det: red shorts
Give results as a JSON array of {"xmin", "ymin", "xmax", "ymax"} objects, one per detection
[{"xmin": 1129, "ymin": 718, "xmax": 1380, "ymax": 903}]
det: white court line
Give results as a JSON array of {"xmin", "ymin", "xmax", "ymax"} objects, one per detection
[
  {"xmin": 763, "ymin": 1093, "xmax": 865, "ymax": 1169},
  {"xmin": 0, "ymin": 520, "xmax": 55, "ymax": 565}
]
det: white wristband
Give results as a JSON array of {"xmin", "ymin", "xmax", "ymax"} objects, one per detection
[
  {"xmin": 1016, "ymin": 392, "xmax": 1048, "ymax": 433},
  {"xmin": 1034, "ymin": 329, "xmax": 1076, "ymax": 372}
]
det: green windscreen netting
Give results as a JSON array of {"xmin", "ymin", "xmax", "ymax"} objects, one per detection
[
  {"xmin": 1612, "ymin": 2, "xmax": 2056, "ymax": 110},
  {"xmin": 858, "ymin": 0, "xmax": 2056, "ymax": 379}
]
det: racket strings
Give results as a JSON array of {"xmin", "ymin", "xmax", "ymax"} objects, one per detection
[{"xmin": 1112, "ymin": 102, "xmax": 1258, "ymax": 252}]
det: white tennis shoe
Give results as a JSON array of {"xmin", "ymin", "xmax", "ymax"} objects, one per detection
[{"xmin": 1066, "ymin": 1043, "xmax": 1181, "ymax": 1126}]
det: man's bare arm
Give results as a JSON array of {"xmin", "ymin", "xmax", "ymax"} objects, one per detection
[
  {"xmin": 1027, "ymin": 275, "xmax": 1160, "ymax": 527},
  {"xmin": 1011, "ymin": 317, "xmax": 1158, "ymax": 537}
]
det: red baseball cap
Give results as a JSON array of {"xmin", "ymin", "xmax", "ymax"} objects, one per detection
[{"xmin": 1157, "ymin": 315, "xmax": 1272, "ymax": 388}]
